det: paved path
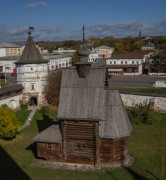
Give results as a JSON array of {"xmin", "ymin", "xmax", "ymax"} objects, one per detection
[{"xmin": 18, "ymin": 106, "xmax": 39, "ymax": 132}]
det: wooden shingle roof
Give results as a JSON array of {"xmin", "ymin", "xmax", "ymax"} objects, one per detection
[
  {"xmin": 16, "ymin": 35, "xmax": 47, "ymax": 64},
  {"xmin": 33, "ymin": 125, "xmax": 62, "ymax": 143},
  {"xmin": 58, "ymin": 66, "xmax": 132, "ymax": 139},
  {"xmin": 0, "ymin": 84, "xmax": 24, "ymax": 95}
]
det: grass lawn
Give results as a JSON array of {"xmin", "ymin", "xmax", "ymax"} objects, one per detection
[
  {"xmin": 113, "ymin": 87, "xmax": 166, "ymax": 95},
  {"xmin": 15, "ymin": 109, "xmax": 31, "ymax": 125},
  {"xmin": 0, "ymin": 110, "xmax": 166, "ymax": 180}
]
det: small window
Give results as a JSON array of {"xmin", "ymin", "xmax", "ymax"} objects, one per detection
[
  {"xmin": 75, "ymin": 142, "xmax": 85, "ymax": 150},
  {"xmin": 132, "ymin": 61, "xmax": 134, "ymax": 64},
  {"xmin": 137, "ymin": 61, "xmax": 139, "ymax": 64},
  {"xmin": 125, "ymin": 61, "xmax": 127, "ymax": 64},
  {"xmin": 114, "ymin": 61, "xmax": 116, "ymax": 64},
  {"xmin": 121, "ymin": 61, "xmax": 123, "ymax": 64},
  {"xmin": 31, "ymin": 68, "xmax": 33, "ymax": 70},
  {"xmin": 110, "ymin": 61, "xmax": 112, "ymax": 64},
  {"xmin": 47, "ymin": 143, "xmax": 51, "ymax": 149},
  {"xmin": 31, "ymin": 85, "xmax": 34, "ymax": 90}
]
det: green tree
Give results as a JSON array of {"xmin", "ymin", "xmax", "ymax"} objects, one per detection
[
  {"xmin": 153, "ymin": 51, "xmax": 166, "ymax": 74},
  {"xmin": 72, "ymin": 51, "xmax": 80, "ymax": 63},
  {"xmin": 0, "ymin": 105, "xmax": 20, "ymax": 139}
]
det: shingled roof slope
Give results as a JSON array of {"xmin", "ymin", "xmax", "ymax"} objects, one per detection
[
  {"xmin": 33, "ymin": 125, "xmax": 62, "ymax": 143},
  {"xmin": 16, "ymin": 35, "xmax": 47, "ymax": 64},
  {"xmin": 109, "ymin": 51, "xmax": 146, "ymax": 59},
  {"xmin": 0, "ymin": 84, "xmax": 24, "ymax": 95},
  {"xmin": 100, "ymin": 90, "xmax": 132, "ymax": 138},
  {"xmin": 58, "ymin": 66, "xmax": 132, "ymax": 139}
]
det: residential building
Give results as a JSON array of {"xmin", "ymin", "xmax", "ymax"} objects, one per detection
[
  {"xmin": 88, "ymin": 50, "xmax": 98, "ymax": 62},
  {"xmin": 0, "ymin": 56, "xmax": 19, "ymax": 73},
  {"xmin": 93, "ymin": 45, "xmax": 114, "ymax": 58},
  {"xmin": 53, "ymin": 48, "xmax": 76, "ymax": 54},
  {"xmin": 106, "ymin": 51, "xmax": 149, "ymax": 75},
  {"xmin": 43, "ymin": 54, "xmax": 73, "ymax": 70},
  {"xmin": 142, "ymin": 43, "xmax": 155, "ymax": 50},
  {"xmin": 0, "ymin": 43, "xmax": 21, "ymax": 57}
]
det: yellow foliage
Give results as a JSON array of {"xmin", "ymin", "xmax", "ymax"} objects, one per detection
[{"xmin": 0, "ymin": 105, "xmax": 20, "ymax": 139}]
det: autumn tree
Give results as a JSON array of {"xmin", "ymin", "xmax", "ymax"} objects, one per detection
[
  {"xmin": 44, "ymin": 69, "xmax": 62, "ymax": 107},
  {"xmin": 0, "ymin": 105, "xmax": 20, "ymax": 140},
  {"xmin": 72, "ymin": 51, "xmax": 80, "ymax": 63}
]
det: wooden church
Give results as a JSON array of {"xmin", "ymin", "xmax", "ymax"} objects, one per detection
[{"xmin": 33, "ymin": 34, "xmax": 132, "ymax": 168}]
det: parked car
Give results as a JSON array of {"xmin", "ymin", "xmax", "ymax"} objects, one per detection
[{"xmin": 11, "ymin": 72, "xmax": 17, "ymax": 76}]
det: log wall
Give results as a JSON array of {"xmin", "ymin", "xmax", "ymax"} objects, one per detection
[
  {"xmin": 37, "ymin": 142, "xmax": 62, "ymax": 161},
  {"xmin": 99, "ymin": 137, "xmax": 129, "ymax": 164},
  {"xmin": 62, "ymin": 120, "xmax": 99, "ymax": 165}
]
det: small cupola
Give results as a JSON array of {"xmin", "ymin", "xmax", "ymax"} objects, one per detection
[{"xmin": 75, "ymin": 25, "xmax": 91, "ymax": 78}]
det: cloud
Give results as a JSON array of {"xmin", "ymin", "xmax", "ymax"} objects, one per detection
[
  {"xmin": 84, "ymin": 20, "xmax": 166, "ymax": 38},
  {"xmin": 39, "ymin": 27, "xmax": 63, "ymax": 34},
  {"xmin": 0, "ymin": 24, "xmax": 8, "ymax": 35},
  {"xmin": 0, "ymin": 20, "xmax": 166, "ymax": 42},
  {"xmin": 10, "ymin": 27, "xmax": 29, "ymax": 36},
  {"xmin": 25, "ymin": 2, "xmax": 47, "ymax": 10}
]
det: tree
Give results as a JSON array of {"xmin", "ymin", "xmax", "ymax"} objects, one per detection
[
  {"xmin": 72, "ymin": 51, "xmax": 80, "ymax": 63},
  {"xmin": 0, "ymin": 105, "xmax": 20, "ymax": 139},
  {"xmin": 44, "ymin": 70, "xmax": 62, "ymax": 107},
  {"xmin": 47, "ymin": 43, "xmax": 55, "ymax": 53},
  {"xmin": 152, "ymin": 51, "xmax": 166, "ymax": 74}
]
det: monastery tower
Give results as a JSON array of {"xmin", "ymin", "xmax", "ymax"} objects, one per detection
[{"xmin": 16, "ymin": 30, "xmax": 48, "ymax": 105}]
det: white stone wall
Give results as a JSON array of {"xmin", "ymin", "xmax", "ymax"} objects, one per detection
[
  {"xmin": 16, "ymin": 63, "xmax": 48, "ymax": 105},
  {"xmin": 0, "ymin": 48, "xmax": 6, "ymax": 57},
  {"xmin": 121, "ymin": 93, "xmax": 166, "ymax": 113},
  {"xmin": 0, "ymin": 94, "xmax": 23, "ymax": 109}
]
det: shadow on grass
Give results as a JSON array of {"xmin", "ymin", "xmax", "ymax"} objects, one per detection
[
  {"xmin": 0, "ymin": 146, "xmax": 30, "ymax": 180},
  {"xmin": 106, "ymin": 167, "xmax": 150, "ymax": 180},
  {"xmin": 26, "ymin": 113, "xmax": 57, "ymax": 159},
  {"xmin": 37, "ymin": 114, "xmax": 54, "ymax": 133},
  {"xmin": 26, "ymin": 142, "xmax": 38, "ymax": 159},
  {"xmin": 125, "ymin": 168, "xmax": 150, "ymax": 180}
]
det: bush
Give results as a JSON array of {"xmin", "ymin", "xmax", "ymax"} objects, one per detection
[
  {"xmin": 127, "ymin": 103, "xmax": 154, "ymax": 125},
  {"xmin": 41, "ymin": 105, "xmax": 58, "ymax": 119},
  {"xmin": 0, "ymin": 105, "xmax": 20, "ymax": 140},
  {"xmin": 20, "ymin": 101, "xmax": 28, "ymax": 110}
]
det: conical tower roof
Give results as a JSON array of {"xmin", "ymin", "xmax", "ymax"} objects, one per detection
[{"xmin": 16, "ymin": 35, "xmax": 47, "ymax": 64}]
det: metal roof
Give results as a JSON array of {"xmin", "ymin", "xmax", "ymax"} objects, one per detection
[
  {"xmin": 0, "ymin": 42, "xmax": 20, "ymax": 48},
  {"xmin": 0, "ymin": 84, "xmax": 24, "ymax": 95},
  {"xmin": 16, "ymin": 35, "xmax": 47, "ymax": 64},
  {"xmin": 94, "ymin": 45, "xmax": 113, "ymax": 50},
  {"xmin": 33, "ymin": 125, "xmax": 62, "ymax": 143},
  {"xmin": 109, "ymin": 51, "xmax": 146, "ymax": 59}
]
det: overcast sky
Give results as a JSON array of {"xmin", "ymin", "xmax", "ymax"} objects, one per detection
[{"xmin": 0, "ymin": 0, "xmax": 166, "ymax": 42}]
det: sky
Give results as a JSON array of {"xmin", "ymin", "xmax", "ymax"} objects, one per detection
[{"xmin": 0, "ymin": 0, "xmax": 166, "ymax": 42}]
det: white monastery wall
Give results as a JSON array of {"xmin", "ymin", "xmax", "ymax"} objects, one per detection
[
  {"xmin": 0, "ymin": 94, "xmax": 23, "ymax": 109},
  {"xmin": 121, "ymin": 93, "xmax": 166, "ymax": 113}
]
